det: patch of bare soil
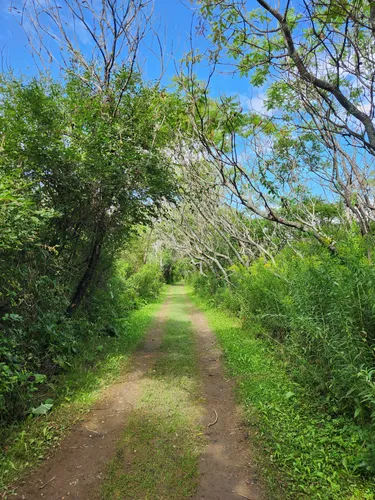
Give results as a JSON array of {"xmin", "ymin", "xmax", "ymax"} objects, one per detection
[
  {"xmin": 188, "ymin": 298, "xmax": 264, "ymax": 500},
  {"xmin": 11, "ymin": 298, "xmax": 171, "ymax": 500}
]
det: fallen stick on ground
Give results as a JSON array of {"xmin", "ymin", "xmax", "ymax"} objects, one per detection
[
  {"xmin": 85, "ymin": 426, "xmax": 101, "ymax": 435},
  {"xmin": 207, "ymin": 409, "xmax": 218, "ymax": 427},
  {"xmin": 232, "ymin": 492, "xmax": 252, "ymax": 500},
  {"xmin": 39, "ymin": 476, "xmax": 56, "ymax": 490}
]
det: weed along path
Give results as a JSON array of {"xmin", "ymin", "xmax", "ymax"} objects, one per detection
[{"xmin": 12, "ymin": 285, "xmax": 264, "ymax": 500}]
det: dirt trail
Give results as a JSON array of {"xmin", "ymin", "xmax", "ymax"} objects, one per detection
[
  {"xmin": 12, "ymin": 286, "xmax": 264, "ymax": 500},
  {"xmin": 188, "ymin": 297, "xmax": 264, "ymax": 500},
  {"xmin": 12, "ymin": 296, "xmax": 172, "ymax": 500}
]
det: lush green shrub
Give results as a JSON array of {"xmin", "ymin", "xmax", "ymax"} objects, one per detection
[
  {"xmin": 0, "ymin": 72, "xmax": 173, "ymax": 427},
  {"xmin": 192, "ymin": 232, "xmax": 375, "ymax": 472},
  {"xmin": 0, "ymin": 258, "xmax": 164, "ymax": 427},
  {"xmin": 126, "ymin": 264, "xmax": 164, "ymax": 304}
]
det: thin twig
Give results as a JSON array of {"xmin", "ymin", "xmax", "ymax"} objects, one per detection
[
  {"xmin": 39, "ymin": 476, "xmax": 56, "ymax": 490},
  {"xmin": 232, "ymin": 492, "xmax": 252, "ymax": 500},
  {"xmin": 207, "ymin": 409, "xmax": 218, "ymax": 427},
  {"xmin": 85, "ymin": 426, "xmax": 101, "ymax": 435}
]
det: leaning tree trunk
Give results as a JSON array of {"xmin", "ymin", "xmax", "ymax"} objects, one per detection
[{"xmin": 66, "ymin": 225, "xmax": 105, "ymax": 316}]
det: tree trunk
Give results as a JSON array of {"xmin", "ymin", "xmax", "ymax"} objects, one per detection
[{"xmin": 66, "ymin": 228, "xmax": 105, "ymax": 316}]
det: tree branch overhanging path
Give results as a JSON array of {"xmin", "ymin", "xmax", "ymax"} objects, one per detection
[
  {"xmin": 183, "ymin": 0, "xmax": 375, "ymax": 250},
  {"xmin": 3, "ymin": 0, "xmax": 375, "ymax": 498},
  {"xmin": 256, "ymin": 0, "xmax": 375, "ymax": 149}
]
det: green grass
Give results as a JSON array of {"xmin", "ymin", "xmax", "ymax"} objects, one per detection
[
  {"xmin": 101, "ymin": 286, "xmax": 203, "ymax": 500},
  {"xmin": 188, "ymin": 288, "xmax": 375, "ymax": 500},
  {"xmin": 0, "ymin": 296, "xmax": 164, "ymax": 494}
]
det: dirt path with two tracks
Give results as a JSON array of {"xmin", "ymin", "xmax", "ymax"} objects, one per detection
[{"xmin": 12, "ymin": 286, "xmax": 264, "ymax": 500}]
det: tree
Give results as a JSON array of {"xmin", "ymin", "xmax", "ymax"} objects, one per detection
[
  {"xmin": 173, "ymin": 0, "xmax": 375, "ymax": 247},
  {"xmin": 0, "ymin": 71, "xmax": 175, "ymax": 316},
  {"xmin": 198, "ymin": 0, "xmax": 375, "ymax": 152},
  {"xmin": 4, "ymin": 0, "xmax": 176, "ymax": 313}
]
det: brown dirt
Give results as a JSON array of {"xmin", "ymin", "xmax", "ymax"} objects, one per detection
[
  {"xmin": 188, "ymin": 296, "xmax": 264, "ymax": 500},
  {"xmin": 11, "ymin": 296, "xmax": 171, "ymax": 500},
  {"xmin": 10, "ymin": 287, "xmax": 265, "ymax": 500}
]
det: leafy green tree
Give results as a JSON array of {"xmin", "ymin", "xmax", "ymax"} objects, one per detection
[
  {"xmin": 199, "ymin": 0, "xmax": 375, "ymax": 151},
  {"xmin": 0, "ymin": 72, "xmax": 175, "ymax": 316}
]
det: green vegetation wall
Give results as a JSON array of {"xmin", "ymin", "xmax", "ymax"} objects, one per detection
[
  {"xmin": 0, "ymin": 72, "xmax": 175, "ymax": 426},
  {"xmin": 190, "ymin": 232, "xmax": 375, "ymax": 474}
]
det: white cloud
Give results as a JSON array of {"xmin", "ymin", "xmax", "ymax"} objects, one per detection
[{"xmin": 239, "ymin": 92, "xmax": 270, "ymax": 114}]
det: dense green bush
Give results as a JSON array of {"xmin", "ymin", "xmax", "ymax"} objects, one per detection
[
  {"xmin": 0, "ymin": 256, "xmax": 165, "ymax": 427},
  {"xmin": 125, "ymin": 264, "xmax": 164, "ymax": 305},
  {"xmin": 191, "ymin": 232, "xmax": 375, "ymax": 472},
  {"xmin": 0, "ymin": 70, "xmax": 175, "ymax": 428}
]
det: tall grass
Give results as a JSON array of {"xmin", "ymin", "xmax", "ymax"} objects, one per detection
[{"xmin": 191, "ymin": 232, "xmax": 375, "ymax": 473}]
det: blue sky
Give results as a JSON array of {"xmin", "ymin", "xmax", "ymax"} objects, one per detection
[
  {"xmin": 0, "ymin": 1, "xmax": 340, "ymax": 201},
  {"xmin": 0, "ymin": 0, "xmax": 262, "ymax": 107}
]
